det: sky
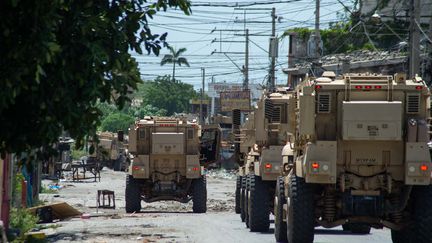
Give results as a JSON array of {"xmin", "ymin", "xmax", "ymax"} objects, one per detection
[{"xmin": 133, "ymin": 0, "xmax": 354, "ymax": 90}]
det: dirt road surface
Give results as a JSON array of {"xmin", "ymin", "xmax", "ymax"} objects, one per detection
[{"xmin": 39, "ymin": 169, "xmax": 392, "ymax": 243}]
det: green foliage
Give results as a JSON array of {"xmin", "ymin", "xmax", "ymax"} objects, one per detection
[
  {"xmin": 71, "ymin": 148, "xmax": 88, "ymax": 160},
  {"xmin": 0, "ymin": 0, "xmax": 191, "ymax": 154},
  {"xmin": 10, "ymin": 208, "xmax": 38, "ymax": 238},
  {"xmin": 40, "ymin": 185, "xmax": 57, "ymax": 194},
  {"xmin": 139, "ymin": 75, "xmax": 198, "ymax": 115},
  {"xmin": 100, "ymin": 112, "xmax": 135, "ymax": 133},
  {"xmin": 134, "ymin": 104, "xmax": 167, "ymax": 118},
  {"xmin": 284, "ymin": 19, "xmax": 409, "ymax": 55}
]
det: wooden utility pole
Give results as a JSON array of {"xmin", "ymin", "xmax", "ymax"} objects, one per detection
[
  {"xmin": 244, "ymin": 29, "xmax": 249, "ymax": 90},
  {"xmin": 408, "ymin": 0, "xmax": 421, "ymax": 78},
  {"xmin": 269, "ymin": 7, "xmax": 277, "ymax": 91},
  {"xmin": 200, "ymin": 68, "xmax": 205, "ymax": 125},
  {"xmin": 315, "ymin": 0, "xmax": 321, "ymax": 59}
]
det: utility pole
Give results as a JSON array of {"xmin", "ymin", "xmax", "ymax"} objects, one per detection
[
  {"xmin": 244, "ymin": 29, "xmax": 249, "ymax": 90},
  {"xmin": 210, "ymin": 28, "xmax": 248, "ymax": 89},
  {"xmin": 268, "ymin": 7, "xmax": 277, "ymax": 91},
  {"xmin": 408, "ymin": 0, "xmax": 421, "ymax": 78},
  {"xmin": 315, "ymin": 0, "xmax": 321, "ymax": 59},
  {"xmin": 200, "ymin": 68, "xmax": 205, "ymax": 125}
]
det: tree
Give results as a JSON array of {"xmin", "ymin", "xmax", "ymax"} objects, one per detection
[
  {"xmin": 160, "ymin": 46, "xmax": 190, "ymax": 81},
  {"xmin": 139, "ymin": 75, "xmax": 197, "ymax": 115},
  {"xmin": 134, "ymin": 104, "xmax": 167, "ymax": 118},
  {"xmin": 100, "ymin": 112, "xmax": 135, "ymax": 133},
  {"xmin": 0, "ymin": 0, "xmax": 191, "ymax": 154}
]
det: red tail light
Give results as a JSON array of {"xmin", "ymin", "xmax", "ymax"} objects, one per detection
[
  {"xmin": 355, "ymin": 85, "xmax": 362, "ymax": 90},
  {"xmin": 312, "ymin": 162, "xmax": 319, "ymax": 169},
  {"xmin": 265, "ymin": 163, "xmax": 272, "ymax": 169},
  {"xmin": 315, "ymin": 85, "xmax": 322, "ymax": 90},
  {"xmin": 132, "ymin": 166, "xmax": 140, "ymax": 171},
  {"xmin": 420, "ymin": 165, "xmax": 428, "ymax": 171},
  {"xmin": 416, "ymin": 86, "xmax": 423, "ymax": 90},
  {"xmin": 374, "ymin": 85, "xmax": 382, "ymax": 89},
  {"xmin": 192, "ymin": 167, "xmax": 200, "ymax": 171},
  {"xmin": 365, "ymin": 85, "xmax": 372, "ymax": 90}
]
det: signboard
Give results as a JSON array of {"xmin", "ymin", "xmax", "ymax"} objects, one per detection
[
  {"xmin": 220, "ymin": 90, "xmax": 251, "ymax": 112},
  {"xmin": 208, "ymin": 82, "xmax": 263, "ymax": 100}
]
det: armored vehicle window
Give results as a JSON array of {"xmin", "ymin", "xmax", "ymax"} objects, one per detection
[
  {"xmin": 187, "ymin": 128, "xmax": 194, "ymax": 139},
  {"xmin": 139, "ymin": 128, "xmax": 146, "ymax": 140}
]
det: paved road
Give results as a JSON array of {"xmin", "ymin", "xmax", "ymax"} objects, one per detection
[{"xmin": 40, "ymin": 170, "xmax": 393, "ymax": 243}]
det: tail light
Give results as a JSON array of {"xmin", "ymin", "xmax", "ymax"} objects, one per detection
[
  {"xmin": 132, "ymin": 166, "xmax": 141, "ymax": 171},
  {"xmin": 420, "ymin": 165, "xmax": 428, "ymax": 171},
  {"xmin": 265, "ymin": 163, "xmax": 272, "ymax": 169}
]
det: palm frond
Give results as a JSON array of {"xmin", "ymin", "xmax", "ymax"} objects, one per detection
[
  {"xmin": 176, "ymin": 48, "xmax": 187, "ymax": 57},
  {"xmin": 177, "ymin": 57, "xmax": 190, "ymax": 67},
  {"xmin": 167, "ymin": 45, "xmax": 176, "ymax": 55},
  {"xmin": 160, "ymin": 55, "xmax": 174, "ymax": 66}
]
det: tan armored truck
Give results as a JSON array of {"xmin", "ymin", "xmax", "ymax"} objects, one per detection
[
  {"xmin": 234, "ymin": 88, "xmax": 294, "ymax": 232},
  {"xmin": 274, "ymin": 73, "xmax": 432, "ymax": 243},
  {"xmin": 88, "ymin": 131, "xmax": 128, "ymax": 171},
  {"xmin": 125, "ymin": 117, "xmax": 220, "ymax": 213}
]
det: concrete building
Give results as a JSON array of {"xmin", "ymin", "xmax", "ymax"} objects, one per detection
[{"xmin": 360, "ymin": 0, "xmax": 431, "ymax": 24}]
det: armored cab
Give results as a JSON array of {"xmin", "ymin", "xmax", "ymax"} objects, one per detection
[
  {"xmin": 234, "ymin": 87, "xmax": 295, "ymax": 232},
  {"xmin": 276, "ymin": 73, "xmax": 432, "ymax": 243},
  {"xmin": 125, "ymin": 117, "xmax": 220, "ymax": 213}
]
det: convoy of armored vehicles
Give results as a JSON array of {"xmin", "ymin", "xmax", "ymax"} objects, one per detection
[
  {"xmin": 234, "ymin": 72, "xmax": 432, "ymax": 243},
  {"xmin": 117, "ymin": 71, "xmax": 430, "ymax": 243}
]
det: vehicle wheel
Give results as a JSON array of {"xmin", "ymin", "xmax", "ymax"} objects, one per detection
[
  {"xmin": 192, "ymin": 176, "xmax": 207, "ymax": 213},
  {"xmin": 349, "ymin": 223, "xmax": 371, "ymax": 234},
  {"xmin": 125, "ymin": 175, "xmax": 141, "ymax": 213},
  {"xmin": 248, "ymin": 175, "xmax": 270, "ymax": 232},
  {"xmin": 286, "ymin": 173, "xmax": 315, "ymax": 243},
  {"xmin": 240, "ymin": 176, "xmax": 246, "ymax": 222},
  {"xmin": 399, "ymin": 185, "xmax": 432, "ymax": 243},
  {"xmin": 342, "ymin": 224, "xmax": 350, "ymax": 231},
  {"xmin": 391, "ymin": 228, "xmax": 413, "ymax": 243},
  {"xmin": 235, "ymin": 175, "xmax": 242, "ymax": 214},
  {"xmin": 113, "ymin": 158, "xmax": 121, "ymax": 171},
  {"xmin": 245, "ymin": 175, "xmax": 250, "ymax": 228},
  {"xmin": 274, "ymin": 176, "xmax": 287, "ymax": 242}
]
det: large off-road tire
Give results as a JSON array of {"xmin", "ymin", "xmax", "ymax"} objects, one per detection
[
  {"xmin": 286, "ymin": 173, "xmax": 315, "ymax": 243},
  {"xmin": 235, "ymin": 175, "xmax": 242, "ymax": 214},
  {"xmin": 240, "ymin": 176, "xmax": 247, "ymax": 222},
  {"xmin": 391, "ymin": 228, "xmax": 412, "ymax": 243},
  {"xmin": 347, "ymin": 223, "xmax": 371, "ymax": 234},
  {"xmin": 125, "ymin": 175, "xmax": 142, "ymax": 213},
  {"xmin": 248, "ymin": 175, "xmax": 270, "ymax": 232},
  {"xmin": 274, "ymin": 176, "xmax": 288, "ymax": 242},
  {"xmin": 113, "ymin": 158, "xmax": 121, "ymax": 171},
  {"xmin": 192, "ymin": 176, "xmax": 207, "ymax": 213},
  {"xmin": 392, "ymin": 185, "xmax": 432, "ymax": 243},
  {"xmin": 245, "ymin": 175, "xmax": 251, "ymax": 228}
]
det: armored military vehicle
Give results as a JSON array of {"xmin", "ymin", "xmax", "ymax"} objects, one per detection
[
  {"xmin": 89, "ymin": 131, "xmax": 127, "ymax": 171},
  {"xmin": 234, "ymin": 88, "xmax": 294, "ymax": 232},
  {"xmin": 275, "ymin": 73, "xmax": 432, "ymax": 243},
  {"xmin": 125, "ymin": 117, "xmax": 220, "ymax": 213}
]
